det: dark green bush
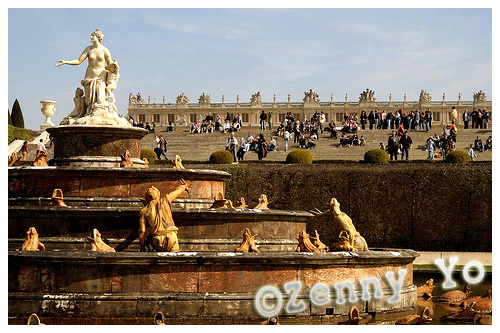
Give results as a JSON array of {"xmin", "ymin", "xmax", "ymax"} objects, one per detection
[
  {"xmin": 364, "ymin": 149, "xmax": 389, "ymax": 164},
  {"xmin": 286, "ymin": 149, "xmax": 314, "ymax": 164},
  {"xmin": 445, "ymin": 150, "xmax": 472, "ymax": 163},
  {"xmin": 209, "ymin": 150, "xmax": 234, "ymax": 164},
  {"xmin": 140, "ymin": 148, "xmax": 158, "ymax": 165}
]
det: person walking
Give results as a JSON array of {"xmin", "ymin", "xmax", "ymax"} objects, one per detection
[
  {"xmin": 283, "ymin": 129, "xmax": 290, "ymax": 151},
  {"xmin": 426, "ymin": 137, "xmax": 436, "ymax": 160},
  {"xmin": 158, "ymin": 135, "xmax": 169, "ymax": 160},
  {"xmin": 399, "ymin": 131, "xmax": 413, "ymax": 160},
  {"xmin": 35, "ymin": 139, "xmax": 47, "ymax": 157},
  {"xmin": 256, "ymin": 133, "xmax": 268, "ymax": 160},
  {"xmin": 387, "ymin": 130, "xmax": 399, "ymax": 161},
  {"xmin": 267, "ymin": 111, "xmax": 273, "ymax": 131}
]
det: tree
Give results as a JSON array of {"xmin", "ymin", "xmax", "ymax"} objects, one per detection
[
  {"xmin": 8, "ymin": 109, "xmax": 12, "ymax": 125},
  {"xmin": 11, "ymin": 99, "xmax": 25, "ymax": 129}
]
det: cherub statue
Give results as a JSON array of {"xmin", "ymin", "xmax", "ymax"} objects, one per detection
[
  {"xmin": 87, "ymin": 228, "xmax": 115, "ymax": 252},
  {"xmin": 312, "ymin": 198, "xmax": 368, "ymax": 251},
  {"xmin": 253, "ymin": 194, "xmax": 269, "ymax": 210},
  {"xmin": 105, "ymin": 59, "xmax": 120, "ymax": 110},
  {"xmin": 139, "ymin": 180, "xmax": 189, "ymax": 252},
  {"xmin": 21, "ymin": 227, "xmax": 45, "ymax": 251}
]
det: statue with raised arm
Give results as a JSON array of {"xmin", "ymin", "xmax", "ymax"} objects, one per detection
[
  {"xmin": 312, "ymin": 198, "xmax": 368, "ymax": 251},
  {"xmin": 55, "ymin": 29, "xmax": 129, "ymax": 126},
  {"xmin": 139, "ymin": 180, "xmax": 189, "ymax": 252}
]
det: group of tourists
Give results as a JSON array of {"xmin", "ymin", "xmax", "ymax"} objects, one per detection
[
  {"xmin": 226, "ymin": 132, "xmax": 272, "ymax": 163},
  {"xmin": 191, "ymin": 112, "xmax": 243, "ymax": 134}
]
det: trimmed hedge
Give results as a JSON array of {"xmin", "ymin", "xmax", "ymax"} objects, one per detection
[
  {"xmin": 140, "ymin": 149, "xmax": 158, "ymax": 165},
  {"xmin": 8, "ymin": 124, "xmax": 37, "ymax": 144},
  {"xmin": 205, "ymin": 163, "xmax": 492, "ymax": 252},
  {"xmin": 446, "ymin": 150, "xmax": 472, "ymax": 163},
  {"xmin": 364, "ymin": 149, "xmax": 389, "ymax": 164},
  {"xmin": 209, "ymin": 150, "xmax": 234, "ymax": 164},
  {"xmin": 286, "ymin": 149, "xmax": 314, "ymax": 164}
]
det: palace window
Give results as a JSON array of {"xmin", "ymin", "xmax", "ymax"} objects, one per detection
[
  {"xmin": 336, "ymin": 113, "xmax": 344, "ymax": 122},
  {"xmin": 242, "ymin": 113, "xmax": 249, "ymax": 122},
  {"xmin": 432, "ymin": 112, "xmax": 441, "ymax": 122},
  {"xmin": 293, "ymin": 113, "xmax": 300, "ymax": 121},
  {"xmin": 167, "ymin": 114, "xmax": 175, "ymax": 123},
  {"xmin": 324, "ymin": 113, "xmax": 329, "ymax": 122},
  {"xmin": 138, "ymin": 114, "xmax": 145, "ymax": 123},
  {"xmin": 190, "ymin": 114, "xmax": 197, "ymax": 123},
  {"xmin": 153, "ymin": 114, "xmax": 160, "ymax": 123},
  {"xmin": 278, "ymin": 114, "xmax": 286, "ymax": 122}
]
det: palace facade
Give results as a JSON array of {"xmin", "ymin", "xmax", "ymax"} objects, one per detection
[{"xmin": 126, "ymin": 89, "xmax": 492, "ymax": 127}]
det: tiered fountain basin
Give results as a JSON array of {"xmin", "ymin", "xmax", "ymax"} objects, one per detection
[
  {"xmin": 8, "ymin": 165, "xmax": 419, "ymax": 324},
  {"xmin": 8, "ymin": 249, "xmax": 418, "ymax": 324}
]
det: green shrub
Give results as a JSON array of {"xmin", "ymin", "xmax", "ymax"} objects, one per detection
[
  {"xmin": 8, "ymin": 124, "xmax": 37, "ymax": 144},
  {"xmin": 140, "ymin": 148, "xmax": 158, "ymax": 165},
  {"xmin": 286, "ymin": 149, "xmax": 314, "ymax": 164},
  {"xmin": 209, "ymin": 150, "xmax": 234, "ymax": 164},
  {"xmin": 445, "ymin": 150, "xmax": 472, "ymax": 163},
  {"xmin": 363, "ymin": 149, "xmax": 390, "ymax": 164}
]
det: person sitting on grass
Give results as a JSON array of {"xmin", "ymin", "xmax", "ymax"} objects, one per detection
[
  {"xmin": 484, "ymin": 136, "xmax": 492, "ymax": 151},
  {"xmin": 299, "ymin": 135, "xmax": 307, "ymax": 148},
  {"xmin": 474, "ymin": 136, "xmax": 484, "ymax": 152},
  {"xmin": 359, "ymin": 135, "xmax": 366, "ymax": 146},
  {"xmin": 307, "ymin": 136, "xmax": 316, "ymax": 150},
  {"xmin": 267, "ymin": 136, "xmax": 277, "ymax": 151}
]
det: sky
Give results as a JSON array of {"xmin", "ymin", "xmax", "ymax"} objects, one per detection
[{"xmin": 7, "ymin": 7, "xmax": 492, "ymax": 130}]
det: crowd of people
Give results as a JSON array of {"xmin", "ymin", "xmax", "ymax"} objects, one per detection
[{"xmin": 190, "ymin": 112, "xmax": 243, "ymax": 134}]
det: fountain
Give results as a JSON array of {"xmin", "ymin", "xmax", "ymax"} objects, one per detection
[{"xmin": 8, "ymin": 29, "xmax": 419, "ymax": 324}]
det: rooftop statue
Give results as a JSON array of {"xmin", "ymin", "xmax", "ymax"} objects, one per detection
[
  {"xmin": 419, "ymin": 89, "xmax": 432, "ymax": 103},
  {"xmin": 359, "ymin": 88, "xmax": 376, "ymax": 103},
  {"xmin": 139, "ymin": 181, "xmax": 189, "ymax": 252},
  {"xmin": 176, "ymin": 93, "xmax": 189, "ymax": 105},
  {"xmin": 198, "ymin": 93, "xmax": 211, "ymax": 105},
  {"xmin": 473, "ymin": 90, "xmax": 486, "ymax": 102},
  {"xmin": 303, "ymin": 89, "xmax": 320, "ymax": 103},
  {"xmin": 250, "ymin": 91, "xmax": 262, "ymax": 105},
  {"xmin": 55, "ymin": 29, "xmax": 129, "ymax": 126},
  {"xmin": 312, "ymin": 198, "xmax": 369, "ymax": 251},
  {"xmin": 21, "ymin": 227, "xmax": 45, "ymax": 251}
]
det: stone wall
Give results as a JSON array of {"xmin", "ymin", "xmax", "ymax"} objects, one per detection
[{"xmin": 204, "ymin": 163, "xmax": 492, "ymax": 252}]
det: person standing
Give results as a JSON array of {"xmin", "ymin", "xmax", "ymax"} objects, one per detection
[
  {"xmin": 387, "ymin": 130, "xmax": 399, "ymax": 161},
  {"xmin": 267, "ymin": 111, "xmax": 273, "ymax": 131},
  {"xmin": 450, "ymin": 106, "xmax": 458, "ymax": 124},
  {"xmin": 283, "ymin": 129, "xmax": 290, "ymax": 151},
  {"xmin": 449, "ymin": 121, "xmax": 458, "ymax": 143},
  {"xmin": 462, "ymin": 109, "xmax": 470, "ymax": 129},
  {"xmin": 482, "ymin": 108, "xmax": 489, "ymax": 129},
  {"xmin": 471, "ymin": 108, "xmax": 478, "ymax": 129},
  {"xmin": 256, "ymin": 133, "xmax": 267, "ymax": 160},
  {"xmin": 319, "ymin": 111, "xmax": 326, "ymax": 133},
  {"xmin": 154, "ymin": 135, "xmax": 161, "ymax": 159},
  {"xmin": 426, "ymin": 137, "xmax": 436, "ymax": 160},
  {"xmin": 468, "ymin": 144, "xmax": 477, "ymax": 161},
  {"xmin": 260, "ymin": 110, "xmax": 267, "ymax": 131},
  {"xmin": 226, "ymin": 132, "xmax": 238, "ymax": 163},
  {"xmin": 399, "ymin": 131, "xmax": 413, "ymax": 160}
]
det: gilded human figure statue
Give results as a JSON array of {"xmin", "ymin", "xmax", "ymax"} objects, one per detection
[{"xmin": 139, "ymin": 180, "xmax": 189, "ymax": 252}]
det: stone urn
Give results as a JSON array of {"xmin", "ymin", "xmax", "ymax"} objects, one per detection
[{"xmin": 40, "ymin": 100, "xmax": 57, "ymax": 131}]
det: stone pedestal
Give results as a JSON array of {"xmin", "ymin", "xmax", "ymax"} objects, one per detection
[{"xmin": 46, "ymin": 125, "xmax": 148, "ymax": 167}]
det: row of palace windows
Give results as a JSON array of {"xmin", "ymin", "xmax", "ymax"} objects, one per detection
[{"xmin": 137, "ymin": 112, "xmax": 445, "ymax": 124}]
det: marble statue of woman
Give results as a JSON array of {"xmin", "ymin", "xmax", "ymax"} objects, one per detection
[
  {"xmin": 55, "ymin": 29, "xmax": 129, "ymax": 126},
  {"xmin": 56, "ymin": 29, "xmax": 111, "ymax": 112}
]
